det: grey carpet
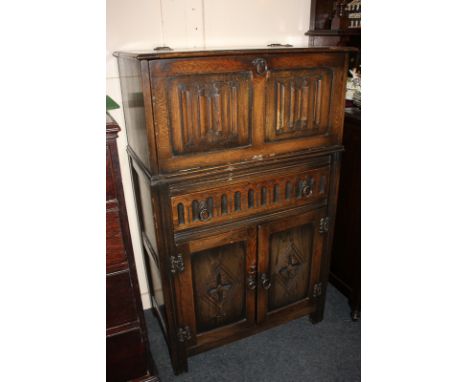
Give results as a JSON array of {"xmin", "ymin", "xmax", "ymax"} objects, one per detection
[{"xmin": 145, "ymin": 285, "xmax": 360, "ymax": 382}]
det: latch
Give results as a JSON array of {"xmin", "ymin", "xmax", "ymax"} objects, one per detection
[
  {"xmin": 313, "ymin": 282, "xmax": 323, "ymax": 298},
  {"xmin": 177, "ymin": 326, "xmax": 192, "ymax": 342},
  {"xmin": 319, "ymin": 217, "xmax": 329, "ymax": 234},
  {"xmin": 170, "ymin": 253, "xmax": 185, "ymax": 274}
]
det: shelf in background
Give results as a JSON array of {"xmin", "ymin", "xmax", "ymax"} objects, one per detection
[{"xmin": 305, "ymin": 29, "xmax": 360, "ymax": 36}]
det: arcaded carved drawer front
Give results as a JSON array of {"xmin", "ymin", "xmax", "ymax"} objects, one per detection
[
  {"xmin": 167, "ymin": 72, "xmax": 252, "ymax": 155},
  {"xmin": 171, "ymin": 166, "xmax": 330, "ymax": 231}
]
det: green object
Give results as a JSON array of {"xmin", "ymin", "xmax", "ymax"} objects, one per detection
[{"xmin": 106, "ymin": 95, "xmax": 120, "ymax": 110}]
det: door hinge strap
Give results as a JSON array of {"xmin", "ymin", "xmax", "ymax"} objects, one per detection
[
  {"xmin": 177, "ymin": 326, "xmax": 192, "ymax": 342},
  {"xmin": 319, "ymin": 217, "xmax": 329, "ymax": 234},
  {"xmin": 170, "ymin": 253, "xmax": 185, "ymax": 274},
  {"xmin": 313, "ymin": 282, "xmax": 323, "ymax": 298}
]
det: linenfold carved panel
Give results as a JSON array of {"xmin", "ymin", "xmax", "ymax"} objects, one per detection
[
  {"xmin": 265, "ymin": 68, "xmax": 333, "ymax": 142},
  {"xmin": 167, "ymin": 72, "xmax": 253, "ymax": 155}
]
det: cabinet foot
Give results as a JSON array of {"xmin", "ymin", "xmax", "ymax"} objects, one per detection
[
  {"xmin": 309, "ymin": 312, "xmax": 323, "ymax": 325},
  {"xmin": 351, "ymin": 309, "xmax": 360, "ymax": 321},
  {"xmin": 171, "ymin": 348, "xmax": 188, "ymax": 375},
  {"xmin": 169, "ymin": 343, "xmax": 189, "ymax": 375},
  {"xmin": 172, "ymin": 358, "xmax": 188, "ymax": 375}
]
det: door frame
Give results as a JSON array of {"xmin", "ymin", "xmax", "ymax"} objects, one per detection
[
  {"xmin": 173, "ymin": 226, "xmax": 257, "ymax": 350},
  {"xmin": 256, "ymin": 208, "xmax": 327, "ymax": 324}
]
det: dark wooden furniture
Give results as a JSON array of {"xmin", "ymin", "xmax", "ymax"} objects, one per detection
[
  {"xmin": 115, "ymin": 46, "xmax": 353, "ymax": 374},
  {"xmin": 306, "ymin": 0, "xmax": 361, "ymax": 45},
  {"xmin": 106, "ymin": 114, "xmax": 160, "ymax": 382},
  {"xmin": 306, "ymin": 1, "xmax": 360, "ymax": 70},
  {"xmin": 330, "ymin": 108, "xmax": 360, "ymax": 320}
]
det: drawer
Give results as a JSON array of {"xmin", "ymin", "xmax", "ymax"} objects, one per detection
[
  {"xmin": 106, "ymin": 145, "xmax": 117, "ymax": 202},
  {"xmin": 171, "ymin": 164, "xmax": 330, "ymax": 231},
  {"xmin": 106, "ymin": 208, "xmax": 127, "ymax": 267},
  {"xmin": 106, "ymin": 270, "xmax": 138, "ymax": 329},
  {"xmin": 106, "ymin": 328, "xmax": 147, "ymax": 382}
]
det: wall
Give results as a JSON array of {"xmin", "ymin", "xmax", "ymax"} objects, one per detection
[{"xmin": 106, "ymin": 0, "xmax": 311, "ymax": 309}]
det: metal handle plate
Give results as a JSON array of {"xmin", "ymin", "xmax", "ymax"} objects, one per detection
[
  {"xmin": 199, "ymin": 208, "xmax": 209, "ymax": 220},
  {"xmin": 252, "ymin": 58, "xmax": 268, "ymax": 76},
  {"xmin": 261, "ymin": 273, "xmax": 271, "ymax": 290},
  {"xmin": 247, "ymin": 266, "xmax": 257, "ymax": 290},
  {"xmin": 302, "ymin": 185, "xmax": 312, "ymax": 197}
]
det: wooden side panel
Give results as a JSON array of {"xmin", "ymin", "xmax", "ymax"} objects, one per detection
[
  {"xmin": 191, "ymin": 242, "xmax": 246, "ymax": 333},
  {"xmin": 117, "ymin": 56, "xmax": 151, "ymax": 169},
  {"xmin": 167, "ymin": 72, "xmax": 252, "ymax": 155},
  {"xmin": 146, "ymin": 246, "xmax": 165, "ymax": 309},
  {"xmin": 268, "ymin": 224, "xmax": 314, "ymax": 311},
  {"xmin": 132, "ymin": 167, "xmax": 158, "ymax": 250}
]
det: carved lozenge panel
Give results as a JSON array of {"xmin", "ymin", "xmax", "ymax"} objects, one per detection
[
  {"xmin": 167, "ymin": 72, "xmax": 252, "ymax": 155},
  {"xmin": 191, "ymin": 242, "xmax": 246, "ymax": 333},
  {"xmin": 268, "ymin": 224, "xmax": 314, "ymax": 311},
  {"xmin": 265, "ymin": 68, "xmax": 333, "ymax": 142}
]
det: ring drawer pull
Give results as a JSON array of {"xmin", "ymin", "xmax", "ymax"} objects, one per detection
[
  {"xmin": 247, "ymin": 266, "xmax": 257, "ymax": 290},
  {"xmin": 260, "ymin": 273, "xmax": 271, "ymax": 290},
  {"xmin": 252, "ymin": 58, "xmax": 268, "ymax": 76},
  {"xmin": 302, "ymin": 185, "xmax": 312, "ymax": 197},
  {"xmin": 198, "ymin": 200, "xmax": 210, "ymax": 221},
  {"xmin": 199, "ymin": 208, "xmax": 209, "ymax": 221}
]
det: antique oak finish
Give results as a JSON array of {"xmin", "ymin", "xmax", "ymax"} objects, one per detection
[
  {"xmin": 115, "ymin": 46, "xmax": 352, "ymax": 374},
  {"xmin": 106, "ymin": 115, "xmax": 160, "ymax": 382}
]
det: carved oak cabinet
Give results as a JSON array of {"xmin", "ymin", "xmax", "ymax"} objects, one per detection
[{"xmin": 115, "ymin": 46, "xmax": 352, "ymax": 374}]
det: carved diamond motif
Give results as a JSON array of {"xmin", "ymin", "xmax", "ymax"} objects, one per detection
[
  {"xmin": 275, "ymin": 236, "xmax": 305, "ymax": 297},
  {"xmin": 201, "ymin": 263, "xmax": 239, "ymax": 324},
  {"xmin": 278, "ymin": 241, "xmax": 303, "ymax": 284},
  {"xmin": 207, "ymin": 267, "xmax": 232, "ymax": 319}
]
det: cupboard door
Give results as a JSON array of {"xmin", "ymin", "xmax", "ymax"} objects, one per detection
[
  {"xmin": 263, "ymin": 53, "xmax": 346, "ymax": 148},
  {"xmin": 265, "ymin": 67, "xmax": 333, "ymax": 141},
  {"xmin": 150, "ymin": 56, "xmax": 259, "ymax": 173},
  {"xmin": 149, "ymin": 53, "xmax": 346, "ymax": 173},
  {"xmin": 173, "ymin": 227, "xmax": 257, "ymax": 350},
  {"xmin": 257, "ymin": 208, "xmax": 327, "ymax": 323}
]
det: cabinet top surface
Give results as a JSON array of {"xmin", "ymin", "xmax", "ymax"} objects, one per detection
[{"xmin": 114, "ymin": 45, "xmax": 356, "ymax": 60}]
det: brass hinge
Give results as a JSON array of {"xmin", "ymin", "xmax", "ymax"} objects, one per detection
[
  {"xmin": 313, "ymin": 282, "xmax": 323, "ymax": 298},
  {"xmin": 319, "ymin": 217, "xmax": 329, "ymax": 234},
  {"xmin": 170, "ymin": 253, "xmax": 185, "ymax": 274},
  {"xmin": 177, "ymin": 326, "xmax": 192, "ymax": 342}
]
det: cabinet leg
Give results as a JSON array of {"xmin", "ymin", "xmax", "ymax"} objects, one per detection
[
  {"xmin": 309, "ymin": 309, "xmax": 324, "ymax": 325},
  {"xmin": 351, "ymin": 309, "xmax": 360, "ymax": 321},
  {"xmin": 171, "ymin": 353, "xmax": 188, "ymax": 375},
  {"xmin": 168, "ymin": 341, "xmax": 188, "ymax": 375},
  {"xmin": 349, "ymin": 294, "xmax": 360, "ymax": 322}
]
